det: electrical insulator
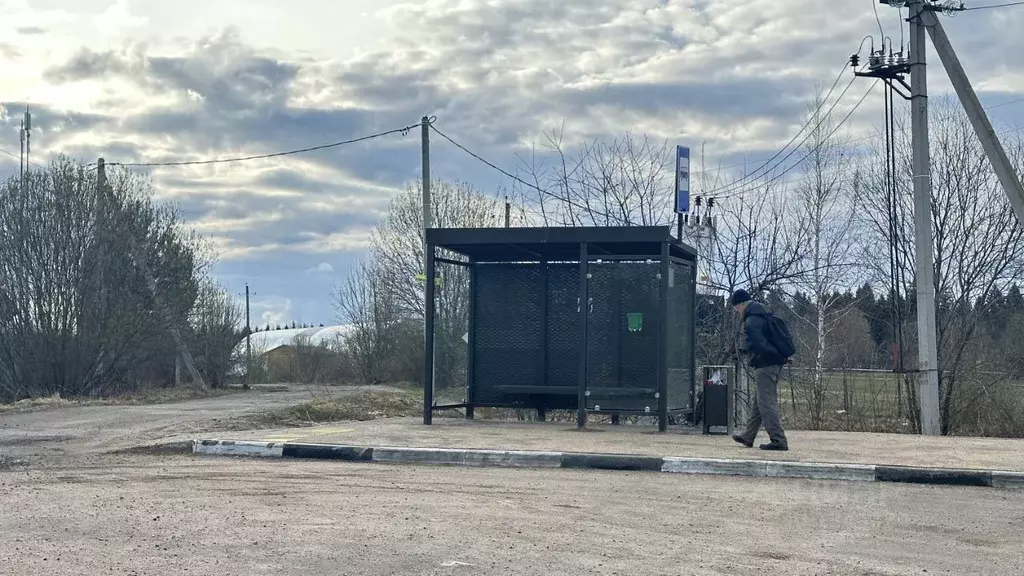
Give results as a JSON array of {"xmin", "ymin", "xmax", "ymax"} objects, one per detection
[
  {"xmin": 707, "ymin": 198, "xmax": 715, "ymax": 209},
  {"xmin": 694, "ymin": 196, "xmax": 702, "ymax": 208},
  {"xmin": 850, "ymin": 54, "xmax": 860, "ymax": 68},
  {"xmin": 869, "ymin": 52, "xmax": 883, "ymax": 70}
]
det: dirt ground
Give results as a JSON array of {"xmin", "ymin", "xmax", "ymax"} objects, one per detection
[
  {"xmin": 2, "ymin": 385, "xmax": 1023, "ymax": 574},
  {"xmin": 0, "ymin": 384, "xmax": 391, "ymax": 467},
  {"xmin": 1, "ymin": 454, "xmax": 1022, "ymax": 576}
]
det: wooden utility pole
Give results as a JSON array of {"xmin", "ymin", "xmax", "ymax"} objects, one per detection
[
  {"xmin": 421, "ymin": 116, "xmax": 434, "ymax": 424},
  {"xmin": 245, "ymin": 283, "xmax": 253, "ymax": 390}
]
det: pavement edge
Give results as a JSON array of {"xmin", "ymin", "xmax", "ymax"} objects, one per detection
[{"xmin": 191, "ymin": 440, "xmax": 1022, "ymax": 489}]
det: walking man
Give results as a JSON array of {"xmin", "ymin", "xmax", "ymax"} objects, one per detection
[{"xmin": 729, "ymin": 289, "xmax": 791, "ymax": 451}]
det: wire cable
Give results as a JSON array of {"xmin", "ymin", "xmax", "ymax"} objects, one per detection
[
  {"xmin": 0, "ymin": 148, "xmax": 43, "ymax": 169},
  {"xmin": 699, "ymin": 61, "xmax": 852, "ymax": 196},
  {"xmin": 717, "ymin": 79, "xmax": 880, "ymax": 200},
  {"xmin": 709, "ymin": 91, "xmax": 1024, "ymax": 201},
  {"xmin": 710, "ymin": 70, "xmax": 864, "ymax": 198},
  {"xmin": 429, "ymin": 124, "xmax": 617, "ymax": 223},
  {"xmin": 873, "ymin": 0, "xmax": 888, "ymax": 39},
  {"xmin": 964, "ymin": 1, "xmax": 1024, "ymax": 10},
  {"xmin": 105, "ymin": 123, "xmax": 421, "ymax": 168}
]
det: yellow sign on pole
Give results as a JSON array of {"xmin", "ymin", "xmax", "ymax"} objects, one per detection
[{"xmin": 415, "ymin": 273, "xmax": 443, "ymax": 286}]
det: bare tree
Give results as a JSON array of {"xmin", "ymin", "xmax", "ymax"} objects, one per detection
[
  {"xmin": 514, "ymin": 127, "xmax": 674, "ymax": 227},
  {"xmin": 189, "ymin": 279, "xmax": 243, "ymax": 388},
  {"xmin": 335, "ymin": 259, "xmax": 405, "ymax": 384},
  {"xmin": 0, "ymin": 156, "xmax": 217, "ymax": 401},
  {"xmin": 370, "ymin": 180, "xmax": 500, "ymax": 319},
  {"xmin": 786, "ymin": 93, "xmax": 863, "ymax": 428},
  {"xmin": 860, "ymin": 98, "xmax": 1024, "ymax": 434}
]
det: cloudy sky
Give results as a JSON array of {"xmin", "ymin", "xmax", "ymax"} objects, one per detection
[{"xmin": 2, "ymin": 0, "xmax": 1023, "ymax": 326}]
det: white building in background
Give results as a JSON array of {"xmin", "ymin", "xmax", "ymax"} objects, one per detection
[{"xmin": 232, "ymin": 324, "xmax": 355, "ymax": 375}]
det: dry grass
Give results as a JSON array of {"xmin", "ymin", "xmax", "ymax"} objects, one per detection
[
  {"xmin": 252, "ymin": 390, "xmax": 422, "ymax": 428},
  {"xmin": 0, "ymin": 385, "xmax": 246, "ymax": 415},
  {"xmin": 0, "ymin": 394, "xmax": 77, "ymax": 415}
]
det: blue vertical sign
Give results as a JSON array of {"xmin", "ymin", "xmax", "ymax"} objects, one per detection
[{"xmin": 675, "ymin": 145, "xmax": 690, "ymax": 213}]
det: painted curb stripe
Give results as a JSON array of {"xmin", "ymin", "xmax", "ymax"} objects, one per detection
[
  {"xmin": 372, "ymin": 447, "xmax": 562, "ymax": 468},
  {"xmin": 281, "ymin": 443, "xmax": 373, "ymax": 461},
  {"xmin": 766, "ymin": 461, "xmax": 877, "ymax": 482},
  {"xmin": 662, "ymin": 456, "xmax": 767, "ymax": 477},
  {"xmin": 193, "ymin": 440, "xmax": 284, "ymax": 458},
  {"xmin": 561, "ymin": 453, "xmax": 664, "ymax": 471},
  {"xmin": 190, "ymin": 439, "xmax": 1023, "ymax": 490},
  {"xmin": 992, "ymin": 471, "xmax": 1024, "ymax": 490},
  {"xmin": 875, "ymin": 465, "xmax": 992, "ymax": 487}
]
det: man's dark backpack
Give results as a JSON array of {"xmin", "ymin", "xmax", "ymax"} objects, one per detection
[{"xmin": 765, "ymin": 313, "xmax": 795, "ymax": 361}]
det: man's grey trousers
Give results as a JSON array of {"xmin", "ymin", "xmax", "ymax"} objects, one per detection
[{"xmin": 739, "ymin": 365, "xmax": 788, "ymax": 447}]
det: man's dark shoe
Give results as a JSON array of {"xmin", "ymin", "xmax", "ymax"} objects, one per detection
[
  {"xmin": 732, "ymin": 435, "xmax": 753, "ymax": 448},
  {"xmin": 759, "ymin": 442, "xmax": 788, "ymax": 451}
]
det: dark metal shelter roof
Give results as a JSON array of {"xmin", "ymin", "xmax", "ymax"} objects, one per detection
[{"xmin": 425, "ymin": 226, "xmax": 697, "ymax": 263}]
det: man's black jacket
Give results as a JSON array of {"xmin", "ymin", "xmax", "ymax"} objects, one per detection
[{"xmin": 743, "ymin": 301, "xmax": 785, "ymax": 369}]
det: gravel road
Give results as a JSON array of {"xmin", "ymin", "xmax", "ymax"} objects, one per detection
[
  {"xmin": 1, "ymin": 455, "xmax": 1022, "ymax": 575},
  {"xmin": 0, "ymin": 384, "xmax": 383, "ymax": 466}
]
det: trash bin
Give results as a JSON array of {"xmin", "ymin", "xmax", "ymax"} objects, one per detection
[{"xmin": 702, "ymin": 367, "xmax": 730, "ymax": 435}]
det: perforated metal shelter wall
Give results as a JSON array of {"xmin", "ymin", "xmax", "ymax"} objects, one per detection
[
  {"xmin": 431, "ymin": 258, "xmax": 470, "ymax": 402},
  {"xmin": 467, "ymin": 260, "xmax": 694, "ymax": 414},
  {"xmin": 667, "ymin": 261, "xmax": 697, "ymax": 412},
  {"xmin": 423, "ymin": 226, "xmax": 698, "ymax": 428}
]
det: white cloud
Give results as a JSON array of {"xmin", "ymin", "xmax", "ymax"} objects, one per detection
[
  {"xmin": 254, "ymin": 295, "xmax": 293, "ymax": 328},
  {"xmin": 308, "ymin": 262, "xmax": 334, "ymax": 274},
  {"xmin": 2, "ymin": 0, "xmax": 1022, "ymax": 322}
]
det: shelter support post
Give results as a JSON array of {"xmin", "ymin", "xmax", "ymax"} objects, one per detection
[
  {"xmin": 465, "ymin": 260, "xmax": 476, "ymax": 420},
  {"xmin": 689, "ymin": 262, "xmax": 698, "ymax": 424},
  {"xmin": 423, "ymin": 243, "xmax": 436, "ymax": 425},
  {"xmin": 658, "ymin": 241, "xmax": 670, "ymax": 432},
  {"xmin": 577, "ymin": 242, "xmax": 589, "ymax": 429}
]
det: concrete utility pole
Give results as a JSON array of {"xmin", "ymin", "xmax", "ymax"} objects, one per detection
[
  {"xmin": 907, "ymin": 0, "xmax": 943, "ymax": 436},
  {"xmin": 875, "ymin": 0, "xmax": 1024, "ymax": 434},
  {"xmin": 920, "ymin": 9, "xmax": 1024, "ymax": 225}
]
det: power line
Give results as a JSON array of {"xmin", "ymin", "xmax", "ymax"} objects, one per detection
[
  {"xmin": 711, "ymin": 120, "xmax": 1024, "ymax": 198},
  {"xmin": 718, "ymin": 80, "xmax": 881, "ymax": 200},
  {"xmin": 691, "ymin": 91, "xmax": 1021, "ymax": 179},
  {"xmin": 710, "ymin": 71, "xmax": 866, "ymax": 199},
  {"xmin": 105, "ymin": 123, "xmax": 421, "ymax": 168},
  {"xmin": 0, "ymin": 148, "xmax": 43, "ymax": 169},
  {"xmin": 963, "ymin": 1, "xmax": 1024, "ymax": 10},
  {"xmin": 699, "ymin": 61, "xmax": 852, "ymax": 195},
  {"xmin": 429, "ymin": 124, "xmax": 616, "ymax": 222},
  {"xmin": 709, "ymin": 92, "xmax": 1024, "ymax": 201},
  {"xmin": 872, "ymin": 0, "xmax": 887, "ymax": 39}
]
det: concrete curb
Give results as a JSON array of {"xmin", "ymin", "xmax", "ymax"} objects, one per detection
[
  {"xmin": 992, "ymin": 471, "xmax": 1024, "ymax": 490},
  {"xmin": 194, "ymin": 439, "xmax": 284, "ymax": 458},
  {"xmin": 875, "ymin": 465, "xmax": 992, "ymax": 487},
  {"xmin": 192, "ymin": 440, "xmax": 1021, "ymax": 490}
]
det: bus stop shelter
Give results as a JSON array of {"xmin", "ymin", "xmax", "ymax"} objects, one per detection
[{"xmin": 423, "ymin": 226, "xmax": 698, "ymax": 431}]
